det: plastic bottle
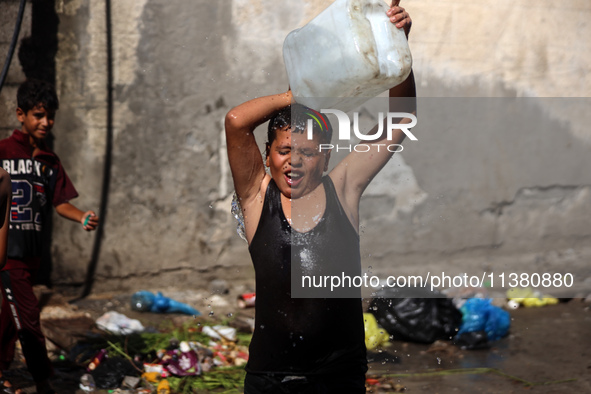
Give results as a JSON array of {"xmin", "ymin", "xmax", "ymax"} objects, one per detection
[
  {"xmin": 86, "ymin": 348, "xmax": 107, "ymax": 371},
  {"xmin": 79, "ymin": 373, "xmax": 96, "ymax": 392},
  {"xmin": 131, "ymin": 291, "xmax": 201, "ymax": 316},
  {"xmin": 283, "ymin": 0, "xmax": 412, "ymax": 112},
  {"xmin": 131, "ymin": 290, "xmax": 155, "ymax": 312}
]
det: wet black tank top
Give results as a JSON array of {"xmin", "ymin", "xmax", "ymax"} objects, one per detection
[{"xmin": 246, "ymin": 176, "xmax": 367, "ymax": 375}]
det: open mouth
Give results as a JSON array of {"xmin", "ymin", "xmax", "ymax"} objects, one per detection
[{"xmin": 285, "ymin": 170, "xmax": 303, "ymax": 188}]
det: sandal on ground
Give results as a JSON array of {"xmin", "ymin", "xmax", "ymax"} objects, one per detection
[{"xmin": 0, "ymin": 377, "xmax": 22, "ymax": 394}]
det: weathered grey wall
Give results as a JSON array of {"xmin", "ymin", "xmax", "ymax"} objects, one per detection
[
  {"xmin": 0, "ymin": 0, "xmax": 31, "ymax": 138},
  {"xmin": 48, "ymin": 0, "xmax": 344, "ymax": 291},
  {"xmin": 358, "ymin": 0, "xmax": 591, "ymax": 283},
  {"xmin": 1, "ymin": 0, "xmax": 590, "ymax": 292}
]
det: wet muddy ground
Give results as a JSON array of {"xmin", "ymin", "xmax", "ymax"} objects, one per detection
[
  {"xmin": 367, "ymin": 300, "xmax": 591, "ymax": 393},
  {"xmin": 3, "ymin": 287, "xmax": 590, "ymax": 393}
]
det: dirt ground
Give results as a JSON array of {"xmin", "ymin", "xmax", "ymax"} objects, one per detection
[{"xmin": 2, "ymin": 286, "xmax": 590, "ymax": 394}]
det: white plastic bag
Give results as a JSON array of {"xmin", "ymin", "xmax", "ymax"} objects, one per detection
[{"xmin": 96, "ymin": 311, "xmax": 145, "ymax": 334}]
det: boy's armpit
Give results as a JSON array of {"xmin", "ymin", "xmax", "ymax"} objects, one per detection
[{"xmin": 240, "ymin": 174, "xmax": 271, "ymax": 244}]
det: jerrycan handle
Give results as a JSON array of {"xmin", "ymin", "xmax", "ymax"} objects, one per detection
[{"xmin": 364, "ymin": 4, "xmax": 401, "ymax": 77}]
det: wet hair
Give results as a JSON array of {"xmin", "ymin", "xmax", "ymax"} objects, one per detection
[
  {"xmin": 267, "ymin": 103, "xmax": 333, "ymax": 145},
  {"xmin": 17, "ymin": 79, "xmax": 59, "ymax": 114}
]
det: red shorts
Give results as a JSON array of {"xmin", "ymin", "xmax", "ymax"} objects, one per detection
[{"xmin": 0, "ymin": 268, "xmax": 53, "ymax": 382}]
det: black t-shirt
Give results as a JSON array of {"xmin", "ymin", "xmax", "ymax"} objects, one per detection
[
  {"xmin": 0, "ymin": 130, "xmax": 78, "ymax": 269},
  {"xmin": 246, "ymin": 176, "xmax": 367, "ymax": 375}
]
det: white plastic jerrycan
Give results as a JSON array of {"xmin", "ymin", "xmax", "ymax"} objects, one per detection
[{"xmin": 283, "ymin": 0, "xmax": 412, "ymax": 113}]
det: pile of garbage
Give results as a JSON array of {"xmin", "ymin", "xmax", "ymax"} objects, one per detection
[
  {"xmin": 41, "ymin": 285, "xmax": 566, "ymax": 392},
  {"xmin": 69, "ymin": 292, "xmax": 250, "ymax": 393},
  {"xmin": 365, "ymin": 285, "xmax": 563, "ymax": 351},
  {"xmin": 74, "ymin": 322, "xmax": 249, "ymax": 392}
]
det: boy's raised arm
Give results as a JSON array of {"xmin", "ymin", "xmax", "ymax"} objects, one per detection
[
  {"xmin": 329, "ymin": 1, "xmax": 415, "ymax": 227},
  {"xmin": 225, "ymin": 91, "xmax": 293, "ymax": 202},
  {"xmin": 331, "ymin": 71, "xmax": 416, "ymax": 216}
]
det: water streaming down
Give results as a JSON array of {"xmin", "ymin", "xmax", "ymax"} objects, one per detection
[{"xmin": 231, "ymin": 192, "xmax": 247, "ymax": 242}]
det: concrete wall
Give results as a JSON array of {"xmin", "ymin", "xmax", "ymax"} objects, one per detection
[
  {"xmin": 0, "ymin": 0, "xmax": 31, "ymax": 138},
  {"xmin": 1, "ymin": 0, "xmax": 590, "ymax": 292}
]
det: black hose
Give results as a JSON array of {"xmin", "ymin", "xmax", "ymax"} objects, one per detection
[
  {"xmin": 0, "ymin": 0, "xmax": 27, "ymax": 93},
  {"xmin": 75, "ymin": 0, "xmax": 114, "ymax": 300}
]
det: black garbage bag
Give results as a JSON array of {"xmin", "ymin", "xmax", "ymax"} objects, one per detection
[
  {"xmin": 91, "ymin": 356, "xmax": 142, "ymax": 389},
  {"xmin": 453, "ymin": 330, "xmax": 490, "ymax": 350},
  {"xmin": 369, "ymin": 287, "xmax": 462, "ymax": 344}
]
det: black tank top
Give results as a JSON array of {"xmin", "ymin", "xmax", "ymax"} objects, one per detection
[{"xmin": 246, "ymin": 176, "xmax": 367, "ymax": 375}]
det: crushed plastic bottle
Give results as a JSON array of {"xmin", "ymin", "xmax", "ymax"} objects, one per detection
[
  {"xmin": 79, "ymin": 373, "xmax": 96, "ymax": 392},
  {"xmin": 131, "ymin": 290, "xmax": 154, "ymax": 312},
  {"xmin": 131, "ymin": 291, "xmax": 201, "ymax": 315}
]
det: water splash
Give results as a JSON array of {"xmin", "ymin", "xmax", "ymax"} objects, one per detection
[{"xmin": 231, "ymin": 192, "xmax": 247, "ymax": 242}]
